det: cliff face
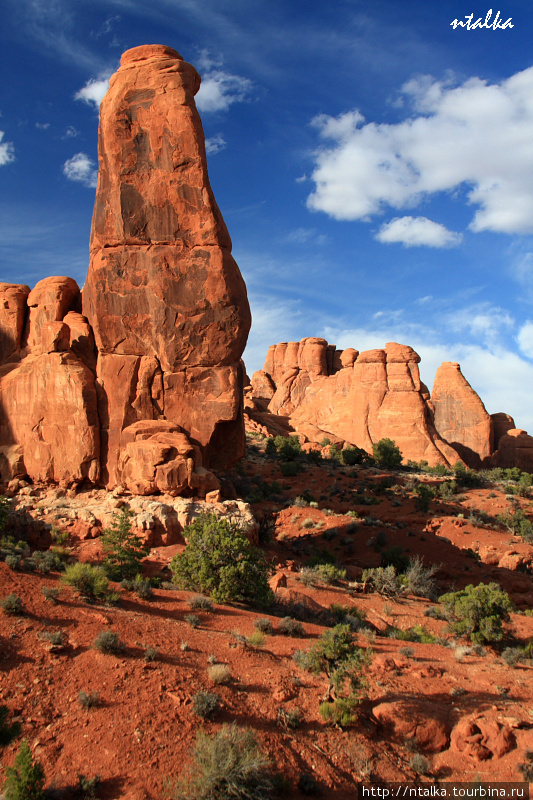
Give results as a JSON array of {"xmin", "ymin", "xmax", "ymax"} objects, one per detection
[
  {"xmin": 0, "ymin": 45, "xmax": 250, "ymax": 496},
  {"xmin": 250, "ymin": 338, "xmax": 498, "ymax": 469}
]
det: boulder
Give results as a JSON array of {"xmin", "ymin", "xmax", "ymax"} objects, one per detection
[
  {"xmin": 372, "ymin": 699, "xmax": 451, "ymax": 752},
  {"xmin": 492, "ymin": 429, "xmax": 533, "ymax": 472}
]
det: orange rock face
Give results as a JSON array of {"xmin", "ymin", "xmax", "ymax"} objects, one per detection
[
  {"xmin": 255, "ymin": 339, "xmax": 462, "ymax": 466},
  {"xmin": 0, "ymin": 45, "xmax": 250, "ymax": 495},
  {"xmin": 491, "ymin": 429, "xmax": 533, "ymax": 472},
  {"xmin": 431, "ymin": 361, "xmax": 493, "ymax": 468},
  {"xmin": 83, "ymin": 45, "xmax": 250, "ymax": 476}
]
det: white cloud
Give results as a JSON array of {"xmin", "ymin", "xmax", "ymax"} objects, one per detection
[
  {"xmin": 376, "ymin": 216, "xmax": 462, "ymax": 248},
  {"xmin": 35, "ymin": 122, "xmax": 50, "ymax": 130},
  {"xmin": 196, "ymin": 70, "xmax": 252, "ymax": 113},
  {"xmin": 205, "ymin": 133, "xmax": 226, "ymax": 154},
  {"xmin": 444, "ymin": 304, "xmax": 514, "ymax": 347},
  {"xmin": 62, "ymin": 152, "xmax": 98, "ymax": 188},
  {"xmin": 517, "ymin": 321, "xmax": 533, "ymax": 357},
  {"xmin": 75, "ymin": 72, "xmax": 112, "ymax": 111},
  {"xmin": 0, "ymin": 132, "xmax": 15, "ymax": 166},
  {"xmin": 284, "ymin": 227, "xmax": 328, "ymax": 246},
  {"xmin": 63, "ymin": 125, "xmax": 79, "ymax": 138},
  {"xmin": 308, "ymin": 66, "xmax": 533, "ymax": 235}
]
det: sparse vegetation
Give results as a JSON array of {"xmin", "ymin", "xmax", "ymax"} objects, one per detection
[
  {"xmin": 170, "ymin": 513, "xmax": 273, "ymax": 607},
  {"xmin": 61, "ymin": 563, "xmax": 109, "ymax": 603},
  {"xmin": 439, "ymin": 583, "xmax": 513, "ymax": 644},
  {"xmin": 92, "ymin": 630, "xmax": 125, "ymax": 655},
  {"xmin": 208, "ymin": 664, "xmax": 232, "ymax": 685},
  {"xmin": 192, "ymin": 691, "xmax": 220, "ymax": 720},
  {"xmin": 189, "ymin": 595, "xmax": 214, "ymax": 612},
  {"xmin": 100, "ymin": 507, "xmax": 149, "ymax": 581},
  {"xmin": 172, "ymin": 724, "xmax": 274, "ymax": 800},
  {"xmin": 78, "ymin": 691, "xmax": 101, "ymax": 709},
  {"xmin": 294, "ymin": 624, "xmax": 371, "ymax": 712},
  {"xmin": 0, "ymin": 594, "xmax": 24, "ymax": 616},
  {"xmin": 3, "ymin": 739, "xmax": 45, "ymax": 800},
  {"xmin": 373, "ymin": 438, "xmax": 402, "ymax": 470},
  {"xmin": 254, "ymin": 618, "xmax": 274, "ymax": 635},
  {"xmin": 278, "ymin": 617, "xmax": 305, "ymax": 637}
]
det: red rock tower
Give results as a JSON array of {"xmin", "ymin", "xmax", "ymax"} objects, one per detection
[{"xmin": 83, "ymin": 45, "xmax": 251, "ymax": 481}]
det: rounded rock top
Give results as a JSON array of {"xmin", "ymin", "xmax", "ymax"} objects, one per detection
[{"xmin": 121, "ymin": 44, "xmax": 183, "ymax": 67}]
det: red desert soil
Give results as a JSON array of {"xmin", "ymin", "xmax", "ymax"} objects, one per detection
[{"xmin": 1, "ymin": 434, "xmax": 533, "ymax": 798}]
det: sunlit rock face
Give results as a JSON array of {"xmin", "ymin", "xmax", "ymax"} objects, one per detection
[{"xmin": 0, "ymin": 45, "xmax": 251, "ymax": 495}]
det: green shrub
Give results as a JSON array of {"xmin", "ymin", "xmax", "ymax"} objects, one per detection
[
  {"xmin": 0, "ymin": 594, "xmax": 24, "ymax": 616},
  {"xmin": 0, "ymin": 705, "xmax": 21, "ymax": 747},
  {"xmin": 497, "ymin": 508, "xmax": 533, "ymax": 542},
  {"xmin": 100, "ymin": 508, "xmax": 149, "ymax": 581},
  {"xmin": 293, "ymin": 623, "xmax": 370, "ymax": 700},
  {"xmin": 189, "ymin": 595, "xmax": 214, "ymax": 612},
  {"xmin": 192, "ymin": 691, "xmax": 220, "ymax": 720},
  {"xmin": 410, "ymin": 754, "xmax": 431, "ymax": 775},
  {"xmin": 341, "ymin": 446, "xmax": 367, "ymax": 466},
  {"xmin": 438, "ymin": 481, "xmax": 457, "ymax": 499},
  {"xmin": 453, "ymin": 463, "xmax": 484, "ymax": 488},
  {"xmin": 144, "ymin": 646, "xmax": 159, "ymax": 662},
  {"xmin": 380, "ymin": 546, "xmax": 409, "ymax": 573},
  {"xmin": 439, "ymin": 583, "xmax": 513, "ymax": 643},
  {"xmin": 77, "ymin": 774, "xmax": 101, "ymax": 799},
  {"xmin": 278, "ymin": 617, "xmax": 304, "ymax": 637},
  {"xmin": 38, "ymin": 630, "xmax": 68, "ymax": 647},
  {"xmin": 0, "ymin": 495, "xmax": 11, "ymax": 533},
  {"xmin": 254, "ymin": 618, "xmax": 274, "ymax": 635},
  {"xmin": 78, "ymin": 691, "xmax": 101, "ymax": 709},
  {"xmin": 280, "ymin": 461, "xmax": 299, "ymax": 477},
  {"xmin": 415, "ymin": 484, "xmax": 435, "ymax": 512},
  {"xmin": 277, "ymin": 707, "xmax": 302, "ymax": 730},
  {"xmin": 373, "ymin": 439, "xmax": 402, "ymax": 470},
  {"xmin": 61, "ymin": 563, "xmax": 109, "ymax": 602},
  {"xmin": 362, "ymin": 565, "xmax": 404, "ymax": 597},
  {"xmin": 4, "ymin": 554, "xmax": 21, "ymax": 571},
  {"xmin": 92, "ymin": 630, "xmax": 125, "ymax": 655},
  {"xmin": 4, "ymin": 739, "xmax": 45, "ymax": 800},
  {"xmin": 172, "ymin": 724, "xmax": 273, "ymax": 800},
  {"xmin": 274, "ymin": 435, "xmax": 302, "ymax": 461},
  {"xmin": 170, "ymin": 513, "xmax": 273, "ymax": 607},
  {"xmin": 41, "ymin": 586, "xmax": 60, "ymax": 604},
  {"xmin": 319, "ymin": 696, "xmax": 359, "ymax": 727}
]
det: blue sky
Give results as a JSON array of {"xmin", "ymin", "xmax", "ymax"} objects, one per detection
[{"xmin": 1, "ymin": 0, "xmax": 533, "ymax": 432}]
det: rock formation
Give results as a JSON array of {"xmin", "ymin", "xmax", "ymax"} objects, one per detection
[
  {"xmin": 0, "ymin": 45, "xmax": 250, "ymax": 496},
  {"xmin": 431, "ymin": 361, "xmax": 493, "ymax": 468},
  {"xmin": 250, "ymin": 338, "xmax": 533, "ymax": 469},
  {"xmin": 249, "ymin": 338, "xmax": 462, "ymax": 466}
]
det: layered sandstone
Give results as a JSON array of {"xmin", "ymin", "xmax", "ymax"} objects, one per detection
[
  {"xmin": 252, "ymin": 339, "xmax": 489, "ymax": 467},
  {"xmin": 0, "ymin": 45, "xmax": 250, "ymax": 496}
]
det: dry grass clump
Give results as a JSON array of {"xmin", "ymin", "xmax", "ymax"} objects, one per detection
[{"xmin": 208, "ymin": 664, "xmax": 232, "ymax": 685}]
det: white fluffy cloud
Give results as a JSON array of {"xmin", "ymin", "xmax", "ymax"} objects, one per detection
[
  {"xmin": 196, "ymin": 70, "xmax": 252, "ymax": 113},
  {"xmin": 308, "ymin": 66, "xmax": 533, "ymax": 235},
  {"xmin": 75, "ymin": 73, "xmax": 112, "ymax": 111},
  {"xmin": 62, "ymin": 152, "xmax": 98, "ymax": 188},
  {"xmin": 517, "ymin": 321, "xmax": 533, "ymax": 357},
  {"xmin": 0, "ymin": 132, "xmax": 15, "ymax": 166},
  {"xmin": 205, "ymin": 133, "xmax": 227, "ymax": 154},
  {"xmin": 376, "ymin": 216, "xmax": 462, "ymax": 247}
]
